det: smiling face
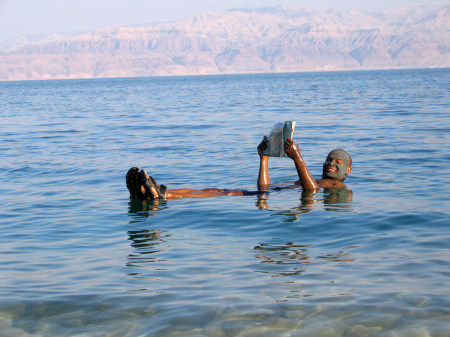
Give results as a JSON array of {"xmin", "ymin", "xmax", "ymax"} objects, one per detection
[{"xmin": 322, "ymin": 149, "xmax": 352, "ymax": 181}]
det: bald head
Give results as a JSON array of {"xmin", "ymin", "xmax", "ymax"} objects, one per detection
[{"xmin": 322, "ymin": 149, "xmax": 352, "ymax": 181}]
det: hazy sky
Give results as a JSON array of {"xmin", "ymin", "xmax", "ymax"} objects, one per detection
[{"xmin": 0, "ymin": 0, "xmax": 446, "ymax": 43}]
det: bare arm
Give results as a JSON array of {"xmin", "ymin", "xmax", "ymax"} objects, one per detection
[
  {"xmin": 257, "ymin": 137, "xmax": 270, "ymax": 190},
  {"xmin": 284, "ymin": 138, "xmax": 319, "ymax": 190}
]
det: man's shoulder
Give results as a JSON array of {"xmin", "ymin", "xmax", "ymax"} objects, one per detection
[{"xmin": 317, "ymin": 179, "xmax": 346, "ymax": 188}]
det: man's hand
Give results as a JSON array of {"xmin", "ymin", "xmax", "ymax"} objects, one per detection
[
  {"xmin": 257, "ymin": 136, "xmax": 269, "ymax": 157},
  {"xmin": 284, "ymin": 138, "xmax": 301, "ymax": 160}
]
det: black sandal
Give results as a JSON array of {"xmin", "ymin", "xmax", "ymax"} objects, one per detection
[
  {"xmin": 140, "ymin": 170, "xmax": 167, "ymax": 200},
  {"xmin": 126, "ymin": 167, "xmax": 147, "ymax": 200}
]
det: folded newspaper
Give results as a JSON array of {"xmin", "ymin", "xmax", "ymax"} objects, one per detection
[{"xmin": 262, "ymin": 121, "xmax": 296, "ymax": 157}]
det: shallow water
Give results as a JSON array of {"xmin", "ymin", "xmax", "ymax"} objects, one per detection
[{"xmin": 0, "ymin": 69, "xmax": 449, "ymax": 336}]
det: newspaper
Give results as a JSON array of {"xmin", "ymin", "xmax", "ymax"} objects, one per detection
[{"xmin": 262, "ymin": 121, "xmax": 296, "ymax": 157}]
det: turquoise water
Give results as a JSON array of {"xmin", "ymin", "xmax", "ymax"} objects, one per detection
[{"xmin": 1, "ymin": 69, "xmax": 449, "ymax": 336}]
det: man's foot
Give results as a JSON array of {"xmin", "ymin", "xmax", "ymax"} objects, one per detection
[
  {"xmin": 140, "ymin": 170, "xmax": 167, "ymax": 200},
  {"xmin": 126, "ymin": 167, "xmax": 147, "ymax": 199},
  {"xmin": 126, "ymin": 167, "xmax": 167, "ymax": 200}
]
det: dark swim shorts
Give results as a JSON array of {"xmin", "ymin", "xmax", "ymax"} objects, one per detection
[
  {"xmin": 225, "ymin": 186, "xmax": 283, "ymax": 196},
  {"xmin": 241, "ymin": 190, "xmax": 265, "ymax": 196}
]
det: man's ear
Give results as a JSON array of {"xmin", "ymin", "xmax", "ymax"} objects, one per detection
[{"xmin": 346, "ymin": 166, "xmax": 352, "ymax": 175}]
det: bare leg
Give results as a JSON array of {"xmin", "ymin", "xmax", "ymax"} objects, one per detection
[
  {"xmin": 127, "ymin": 168, "xmax": 245, "ymax": 200},
  {"xmin": 166, "ymin": 189, "xmax": 244, "ymax": 199},
  {"xmin": 170, "ymin": 188, "xmax": 230, "ymax": 193}
]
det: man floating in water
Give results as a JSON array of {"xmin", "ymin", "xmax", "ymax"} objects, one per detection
[{"xmin": 126, "ymin": 137, "xmax": 352, "ymax": 200}]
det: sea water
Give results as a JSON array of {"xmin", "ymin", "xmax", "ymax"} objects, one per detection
[{"xmin": 0, "ymin": 69, "xmax": 449, "ymax": 336}]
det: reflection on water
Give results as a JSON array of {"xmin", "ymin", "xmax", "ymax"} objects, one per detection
[
  {"xmin": 119, "ymin": 184, "xmax": 450, "ymax": 336},
  {"xmin": 297, "ymin": 188, "xmax": 354, "ymax": 214},
  {"xmin": 126, "ymin": 229, "xmax": 169, "ymax": 269},
  {"xmin": 126, "ymin": 189, "xmax": 356, "ymax": 289},
  {"xmin": 257, "ymin": 188, "xmax": 354, "ymax": 222},
  {"xmin": 254, "ymin": 242, "xmax": 357, "ymax": 279},
  {"xmin": 254, "ymin": 242, "xmax": 310, "ymax": 278},
  {"xmin": 127, "ymin": 199, "xmax": 169, "ymax": 218},
  {"xmin": 323, "ymin": 188, "xmax": 353, "ymax": 212},
  {"xmin": 126, "ymin": 195, "xmax": 358, "ymax": 300},
  {"xmin": 126, "ymin": 201, "xmax": 172, "ymax": 288}
]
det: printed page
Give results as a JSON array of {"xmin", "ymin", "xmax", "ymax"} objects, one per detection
[{"xmin": 263, "ymin": 121, "xmax": 296, "ymax": 157}]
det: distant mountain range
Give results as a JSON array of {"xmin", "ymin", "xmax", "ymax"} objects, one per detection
[{"xmin": 0, "ymin": 4, "xmax": 448, "ymax": 81}]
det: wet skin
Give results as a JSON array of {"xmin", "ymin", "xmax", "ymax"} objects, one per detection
[
  {"xmin": 134, "ymin": 137, "xmax": 351, "ymax": 199},
  {"xmin": 322, "ymin": 149, "xmax": 352, "ymax": 181},
  {"xmin": 258, "ymin": 137, "xmax": 352, "ymax": 190},
  {"xmin": 139, "ymin": 171, "xmax": 244, "ymax": 200}
]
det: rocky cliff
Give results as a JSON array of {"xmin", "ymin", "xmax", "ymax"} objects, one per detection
[{"xmin": 0, "ymin": 4, "xmax": 448, "ymax": 80}]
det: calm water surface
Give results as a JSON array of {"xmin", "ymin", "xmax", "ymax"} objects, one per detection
[{"xmin": 0, "ymin": 69, "xmax": 449, "ymax": 336}]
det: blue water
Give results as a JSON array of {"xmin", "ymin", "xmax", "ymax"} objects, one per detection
[{"xmin": 0, "ymin": 69, "xmax": 449, "ymax": 336}]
